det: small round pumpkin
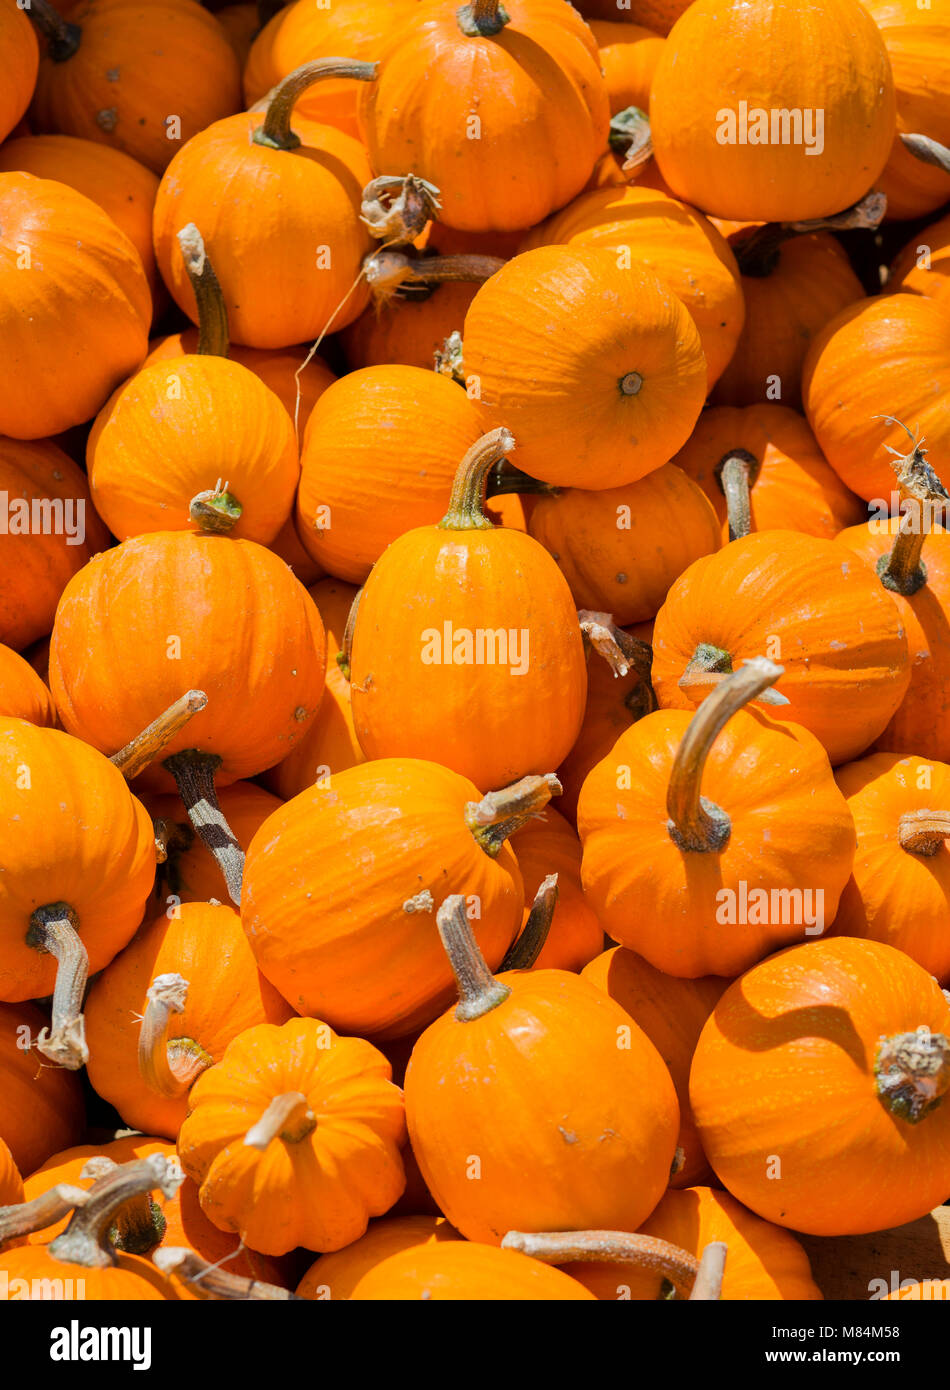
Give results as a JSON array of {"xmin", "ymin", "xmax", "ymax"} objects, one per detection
[
  {"xmin": 589, "ymin": 20, "xmax": 664, "ymax": 117},
  {"xmin": 296, "ymin": 1215, "xmax": 461, "ymax": 1301},
  {"xmin": 340, "ymin": 281, "xmax": 482, "ymax": 375},
  {"xmin": 350, "ymin": 1241, "xmax": 597, "ymax": 1300},
  {"xmin": 0, "ymin": 1001, "xmax": 85, "ymax": 1174},
  {"xmin": 889, "ymin": 212, "xmax": 950, "ymax": 308},
  {"xmin": 0, "ymin": 644, "xmax": 57, "ymax": 727},
  {"xmin": 0, "ymin": 0, "xmax": 39, "ymax": 143}
]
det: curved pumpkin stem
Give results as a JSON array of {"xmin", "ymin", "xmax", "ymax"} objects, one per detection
[
  {"xmin": 457, "ymin": 0, "xmax": 510, "ymax": 37},
  {"xmin": 900, "ymin": 132, "xmax": 950, "ymax": 177},
  {"xmin": 716, "ymin": 449, "xmax": 760, "ymax": 541},
  {"xmin": 733, "ymin": 191, "xmax": 886, "ymax": 277},
  {"xmin": 110, "ymin": 689, "xmax": 208, "ymax": 780},
  {"xmin": 244, "ymin": 1092, "xmax": 316, "ymax": 1150},
  {"xmin": 153, "ymin": 1246, "xmax": 297, "ymax": 1299},
  {"xmin": 78, "ymin": 1157, "xmax": 166, "ymax": 1256},
  {"xmin": 689, "ymin": 1241, "xmax": 728, "ymax": 1301},
  {"xmin": 499, "ymin": 873, "xmax": 559, "ymax": 971},
  {"xmin": 578, "ymin": 610, "xmax": 651, "ymax": 680},
  {"xmin": 608, "ymin": 106, "xmax": 654, "ymax": 175},
  {"xmin": 678, "ymin": 643, "xmax": 789, "ymax": 707},
  {"xmin": 26, "ymin": 904, "xmax": 89, "ymax": 1070},
  {"xmin": 500, "ymin": 1229, "xmax": 702, "ymax": 1300},
  {"xmin": 361, "ymin": 174, "xmax": 443, "ymax": 246},
  {"xmin": 138, "ymin": 973, "xmax": 213, "ymax": 1100},
  {"xmin": 47, "ymin": 1157, "xmax": 184, "ymax": 1271},
  {"xmin": 253, "ymin": 58, "xmax": 379, "ymax": 152},
  {"xmin": 162, "ymin": 751, "xmax": 245, "ymax": 906},
  {"xmin": 465, "ymin": 772, "xmax": 562, "ymax": 856},
  {"xmin": 898, "ymin": 810, "xmax": 950, "ymax": 856},
  {"xmin": 176, "ymin": 225, "xmax": 229, "ymax": 358},
  {"xmin": 440, "ymin": 427, "xmax": 516, "ymax": 531},
  {"xmin": 364, "ymin": 248, "xmax": 505, "ymax": 305},
  {"xmin": 875, "ymin": 1026, "xmax": 950, "ymax": 1123},
  {"xmin": 25, "ymin": 0, "xmax": 81, "ymax": 61},
  {"xmin": 0, "ymin": 1183, "xmax": 89, "ymax": 1247},
  {"xmin": 874, "ymin": 423, "xmax": 949, "ymax": 597},
  {"xmin": 189, "ymin": 481, "xmax": 243, "ymax": 534},
  {"xmin": 437, "ymin": 894, "xmax": 512, "ymax": 1022},
  {"xmin": 667, "ymin": 657, "xmax": 784, "ymax": 853}
]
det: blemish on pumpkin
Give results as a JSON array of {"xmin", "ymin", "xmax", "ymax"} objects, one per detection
[
  {"xmin": 96, "ymin": 108, "xmax": 118, "ymax": 132},
  {"xmin": 106, "ymin": 68, "xmax": 120, "ymax": 81},
  {"xmin": 293, "ymin": 706, "xmax": 307, "ymax": 720},
  {"xmin": 403, "ymin": 889, "xmax": 434, "ymax": 914},
  {"xmin": 558, "ymin": 1125, "xmax": 578, "ymax": 1144}
]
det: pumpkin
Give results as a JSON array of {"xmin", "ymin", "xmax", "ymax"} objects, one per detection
[
  {"xmin": 357, "ymin": 0, "xmax": 608, "ymax": 233},
  {"xmin": 0, "ymin": 173, "xmax": 151, "ymax": 440},
  {"xmin": 296, "ymin": 365, "xmax": 485, "ymax": 583},
  {"xmin": 349, "ymin": 1241, "xmax": 597, "ymax": 1300},
  {"xmin": 83, "ymin": 902, "xmax": 296, "ymax": 1139},
  {"xmin": 0, "ymin": 0, "xmax": 39, "ymax": 143},
  {"xmin": 27, "ymin": 0, "xmax": 242, "ymax": 174},
  {"xmin": 712, "ymin": 231, "xmax": 865, "ymax": 410},
  {"xmin": 577, "ymin": 0, "xmax": 691, "ymax": 36},
  {"xmin": 462, "ymin": 247, "xmax": 707, "ymax": 489},
  {"xmin": 589, "ymin": 21, "xmax": 664, "ymax": 117},
  {"xmin": 690, "ymin": 936, "xmax": 950, "ymax": 1235},
  {"xmin": 831, "ymin": 753, "xmax": 950, "ymax": 984},
  {"xmin": 508, "ymin": 807, "xmax": 605, "ymax": 973},
  {"xmin": 671, "ymin": 404, "xmax": 867, "ymax": 543},
  {"xmin": 349, "ymin": 430, "xmax": 588, "ymax": 790},
  {"xmin": 242, "ymin": 759, "xmax": 548, "ymax": 1038},
  {"xmin": 340, "ymin": 282, "xmax": 483, "ymax": 375},
  {"xmin": 296, "ymin": 1215, "xmax": 461, "ymax": 1300},
  {"xmin": 650, "ymin": 531, "xmax": 911, "ymax": 766},
  {"xmin": 215, "ymin": 1, "xmax": 257, "ymax": 66},
  {"xmin": 649, "ymin": 0, "xmax": 895, "ymax": 222},
  {"xmin": 177, "ymin": 1017, "xmax": 407, "ymax": 1256},
  {"xmin": 0, "ymin": 1137, "xmax": 24, "ymax": 1219},
  {"xmin": 87, "ymin": 226, "xmax": 300, "ymax": 545},
  {"xmin": 263, "ymin": 578, "xmax": 365, "ymax": 801},
  {"xmin": 0, "ymin": 719, "xmax": 156, "ymax": 1068},
  {"xmin": 802, "ymin": 294, "xmax": 950, "ymax": 502},
  {"xmin": 0, "ymin": 645, "xmax": 57, "ymax": 727},
  {"xmin": 405, "ymin": 894, "xmax": 680, "ymax": 1244},
  {"xmin": 152, "ymin": 59, "xmax": 375, "ymax": 350},
  {"xmin": 0, "ymin": 1155, "xmax": 180, "ymax": 1298},
  {"xmin": 268, "ymin": 514, "xmax": 326, "ymax": 584},
  {"xmin": 48, "ymin": 531, "xmax": 327, "ymax": 903},
  {"xmin": 0, "ymin": 1002, "xmax": 85, "ymax": 1174},
  {"xmin": 889, "ymin": 212, "xmax": 950, "ymax": 308},
  {"xmin": 518, "ymin": 185, "xmax": 744, "ymax": 391},
  {"xmin": 578, "ymin": 659, "xmax": 856, "ymax": 977},
  {"xmin": 581, "ymin": 948, "xmax": 728, "ymax": 1186},
  {"xmin": 526, "ymin": 465, "xmax": 721, "ymax": 625}
]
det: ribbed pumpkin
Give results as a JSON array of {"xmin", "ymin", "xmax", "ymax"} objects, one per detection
[
  {"xmin": 0, "ymin": 1137, "xmax": 23, "ymax": 1211},
  {"xmin": 0, "ymin": 0, "xmax": 38, "ymax": 143},
  {"xmin": 27, "ymin": 0, "xmax": 242, "ymax": 174},
  {"xmin": 242, "ymin": 758, "xmax": 542, "ymax": 1038},
  {"xmin": 406, "ymin": 894, "xmax": 679, "ymax": 1244},
  {"xmin": 582, "ymin": 948, "xmax": 728, "ymax": 1187},
  {"xmin": 578, "ymin": 659, "xmax": 856, "ymax": 977},
  {"xmin": 650, "ymin": 0, "xmax": 895, "ymax": 222},
  {"xmin": 671, "ymin": 404, "xmax": 867, "ymax": 543},
  {"xmin": 350, "ymin": 1242, "xmax": 597, "ymax": 1300},
  {"xmin": 0, "ymin": 173, "xmax": 151, "ymax": 440},
  {"xmin": 589, "ymin": 21, "xmax": 664, "ymax": 116},
  {"xmin": 508, "ymin": 807, "xmax": 605, "ymax": 973},
  {"xmin": 650, "ymin": 531, "xmax": 911, "ymax": 765},
  {"xmin": 0, "ymin": 644, "xmax": 56, "ymax": 727},
  {"xmin": 296, "ymin": 365, "xmax": 484, "ymax": 582},
  {"xmin": 340, "ymin": 282, "xmax": 482, "ymax": 374},
  {"xmin": 518, "ymin": 185, "xmax": 744, "ymax": 390},
  {"xmin": 349, "ymin": 430, "xmax": 588, "ymax": 791},
  {"xmin": 357, "ymin": 0, "xmax": 608, "ymax": 233},
  {"xmin": 802, "ymin": 295, "xmax": 950, "ymax": 502},
  {"xmin": 177, "ymin": 1017, "xmax": 407, "ymax": 1256},
  {"xmin": 0, "ymin": 1001, "xmax": 85, "ymax": 1174},
  {"xmin": 463, "ymin": 247, "xmax": 707, "ymax": 489},
  {"xmin": 152, "ymin": 59, "xmax": 375, "ymax": 349},
  {"xmin": 84, "ymin": 902, "xmax": 296, "ymax": 1139},
  {"xmin": 690, "ymin": 937, "xmax": 950, "ymax": 1235},
  {"xmin": 889, "ymin": 212, "xmax": 950, "ymax": 308},
  {"xmin": 297, "ymin": 1215, "xmax": 460, "ymax": 1300},
  {"xmin": 526, "ymin": 465, "xmax": 721, "ymax": 625}
]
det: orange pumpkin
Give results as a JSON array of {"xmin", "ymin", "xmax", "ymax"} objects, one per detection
[
  {"xmin": 589, "ymin": 20, "xmax": 664, "ymax": 116},
  {"xmin": 0, "ymin": 1001, "xmax": 85, "ymax": 1174},
  {"xmin": 690, "ymin": 937, "xmax": 950, "ymax": 1235},
  {"xmin": 349, "ymin": 1241, "xmax": 597, "ymax": 1300},
  {"xmin": 0, "ymin": 644, "xmax": 57, "ymax": 727},
  {"xmin": 0, "ymin": 0, "xmax": 39, "ymax": 143},
  {"xmin": 0, "ymin": 1137, "xmax": 23, "ymax": 1211},
  {"xmin": 577, "ymin": 0, "xmax": 690, "ymax": 35},
  {"xmin": 889, "ymin": 212, "xmax": 950, "ymax": 309},
  {"xmin": 296, "ymin": 1215, "xmax": 460, "ymax": 1300},
  {"xmin": 508, "ymin": 807, "xmax": 605, "ymax": 973},
  {"xmin": 215, "ymin": 1, "xmax": 257, "ymax": 66},
  {"xmin": 340, "ymin": 281, "xmax": 482, "ymax": 375}
]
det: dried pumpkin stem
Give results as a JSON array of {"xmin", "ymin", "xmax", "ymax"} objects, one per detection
[
  {"xmin": 244, "ymin": 1092, "xmax": 316, "ymax": 1150},
  {"xmin": 253, "ymin": 58, "xmax": 379, "ymax": 152},
  {"xmin": 189, "ymin": 483, "xmax": 243, "ymax": 534},
  {"xmin": 501, "ymin": 1229, "xmax": 701, "ymax": 1299},
  {"xmin": 364, "ymin": 249, "xmax": 505, "ymax": 301},
  {"xmin": 876, "ymin": 1027, "xmax": 950, "ymax": 1123},
  {"xmin": 609, "ymin": 106, "xmax": 653, "ymax": 174},
  {"xmin": 689, "ymin": 1241, "xmax": 728, "ymax": 1301},
  {"xmin": 457, "ymin": 0, "xmax": 510, "ymax": 37},
  {"xmin": 667, "ymin": 657, "xmax": 784, "ymax": 853},
  {"xmin": 79, "ymin": 1157, "xmax": 167, "ymax": 1257},
  {"xmin": 876, "ymin": 432, "xmax": 949, "ymax": 596},
  {"xmin": 900, "ymin": 133, "xmax": 950, "ymax": 177},
  {"xmin": 153, "ymin": 1246, "xmax": 297, "ymax": 1299},
  {"xmin": 47, "ymin": 1156, "xmax": 184, "ymax": 1270},
  {"xmin": 153, "ymin": 815, "xmax": 195, "ymax": 866},
  {"xmin": 437, "ymin": 894, "xmax": 512, "ymax": 1021},
  {"xmin": 162, "ymin": 751, "xmax": 244, "ymax": 907},
  {"xmin": 176, "ymin": 225, "xmax": 229, "ymax": 357},
  {"xmin": 678, "ymin": 643, "xmax": 789, "ymax": 707},
  {"xmin": 578, "ymin": 610, "xmax": 646, "ymax": 678},
  {"xmin": 0, "ymin": 1183, "xmax": 89, "ymax": 1246},
  {"xmin": 465, "ymin": 772, "xmax": 562, "ymax": 856},
  {"xmin": 898, "ymin": 810, "xmax": 950, "ymax": 856},
  {"xmin": 361, "ymin": 174, "xmax": 443, "ymax": 245},
  {"xmin": 110, "ymin": 690, "xmax": 208, "ymax": 780},
  {"xmin": 26, "ymin": 904, "xmax": 89, "ymax": 1071},
  {"xmin": 716, "ymin": 449, "xmax": 760, "ymax": 541},
  {"xmin": 499, "ymin": 873, "xmax": 558, "ymax": 971},
  {"xmin": 734, "ymin": 191, "xmax": 885, "ymax": 276},
  {"xmin": 138, "ymin": 973, "xmax": 212, "ymax": 1100},
  {"xmin": 485, "ymin": 461, "xmax": 561, "ymax": 499},
  {"xmin": 440, "ymin": 427, "xmax": 517, "ymax": 530},
  {"xmin": 25, "ymin": 0, "xmax": 81, "ymax": 61}
]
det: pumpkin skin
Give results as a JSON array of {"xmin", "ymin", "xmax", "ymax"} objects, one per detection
[
  {"xmin": 650, "ymin": 531, "xmax": 911, "ymax": 766},
  {"xmin": 0, "ymin": 173, "xmax": 151, "ymax": 440},
  {"xmin": 889, "ymin": 213, "xmax": 950, "ymax": 309},
  {"xmin": 296, "ymin": 366, "xmax": 485, "ymax": 583},
  {"xmin": 340, "ymin": 282, "xmax": 482, "ymax": 375},
  {"xmin": 802, "ymin": 295, "xmax": 950, "ymax": 503},
  {"xmin": 87, "ymin": 355, "xmax": 300, "ymax": 544},
  {"xmin": 672, "ymin": 405, "xmax": 867, "ymax": 543},
  {"xmin": 152, "ymin": 111, "xmax": 373, "ymax": 349},
  {"xmin": 527, "ymin": 465, "xmax": 721, "ymax": 626},
  {"xmin": 518, "ymin": 185, "xmax": 744, "ymax": 391},
  {"xmin": 589, "ymin": 20, "xmax": 664, "ymax": 116},
  {"xmin": 350, "ymin": 1242, "xmax": 597, "ymax": 1300},
  {"xmin": 0, "ymin": 0, "xmax": 38, "ymax": 143},
  {"xmin": 650, "ymin": 0, "xmax": 896, "ymax": 222},
  {"xmin": 0, "ymin": 1243, "xmax": 174, "ymax": 1300},
  {"xmin": 832, "ymin": 753, "xmax": 950, "ymax": 984},
  {"xmin": 268, "ymin": 513, "xmax": 325, "ymax": 585},
  {"xmin": 0, "ymin": 644, "xmax": 57, "ymax": 727},
  {"xmin": 0, "ymin": 719, "xmax": 156, "ymax": 1004},
  {"xmin": 357, "ymin": 0, "xmax": 609, "ymax": 234},
  {"xmin": 463, "ymin": 246, "xmax": 707, "ymax": 489},
  {"xmin": 406, "ymin": 966, "xmax": 680, "ymax": 1244},
  {"xmin": 0, "ymin": 1137, "xmax": 23, "ymax": 1210},
  {"xmin": 581, "ymin": 948, "xmax": 728, "ymax": 1187},
  {"xmin": 711, "ymin": 233, "xmax": 865, "ymax": 410},
  {"xmin": 48, "ymin": 532, "xmax": 327, "ymax": 792},
  {"xmin": 241, "ymin": 759, "xmax": 526, "ymax": 1038},
  {"xmin": 215, "ymin": 1, "xmax": 256, "ymax": 66},
  {"xmin": 508, "ymin": 807, "xmax": 605, "ymax": 973},
  {"xmin": 296, "ymin": 1215, "xmax": 460, "ymax": 1300},
  {"xmin": 0, "ymin": 1002, "xmax": 85, "ymax": 1174},
  {"xmin": 690, "ymin": 937, "xmax": 950, "ymax": 1235},
  {"xmin": 29, "ymin": 0, "xmax": 242, "ymax": 175},
  {"xmin": 577, "ymin": 0, "xmax": 690, "ymax": 35},
  {"xmin": 177, "ymin": 1018, "xmax": 407, "ymax": 1256}
]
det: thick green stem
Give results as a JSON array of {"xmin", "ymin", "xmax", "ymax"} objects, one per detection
[
  {"xmin": 47, "ymin": 1157, "xmax": 183, "ymax": 1270},
  {"xmin": 176, "ymin": 225, "xmax": 229, "ymax": 357},
  {"xmin": 439, "ymin": 428, "xmax": 516, "ymax": 531},
  {"xmin": 162, "ymin": 751, "xmax": 244, "ymax": 907},
  {"xmin": 465, "ymin": 773, "xmax": 561, "ymax": 857},
  {"xmin": 437, "ymin": 895, "xmax": 511, "ymax": 1022},
  {"xmin": 875, "ymin": 1027, "xmax": 950, "ymax": 1123},
  {"xmin": 26, "ymin": 905, "xmax": 88, "ymax": 1070},
  {"xmin": 253, "ymin": 59, "xmax": 378, "ymax": 152},
  {"xmin": 110, "ymin": 690, "xmax": 208, "ymax": 780},
  {"xmin": 500, "ymin": 1229, "xmax": 701, "ymax": 1300},
  {"xmin": 499, "ymin": 874, "xmax": 558, "ymax": 971},
  {"xmin": 26, "ymin": 0, "xmax": 81, "ymax": 61}
]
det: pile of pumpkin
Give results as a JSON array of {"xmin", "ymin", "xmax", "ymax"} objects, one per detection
[{"xmin": 2, "ymin": 0, "xmax": 950, "ymax": 1303}]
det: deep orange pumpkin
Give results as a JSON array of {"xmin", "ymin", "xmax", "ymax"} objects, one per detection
[
  {"xmin": 508, "ymin": 807, "xmax": 605, "ymax": 973},
  {"xmin": 0, "ymin": 0, "xmax": 39, "ymax": 143},
  {"xmin": 0, "ymin": 1001, "xmax": 85, "ymax": 1174},
  {"xmin": 0, "ymin": 644, "xmax": 57, "ymax": 727}
]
